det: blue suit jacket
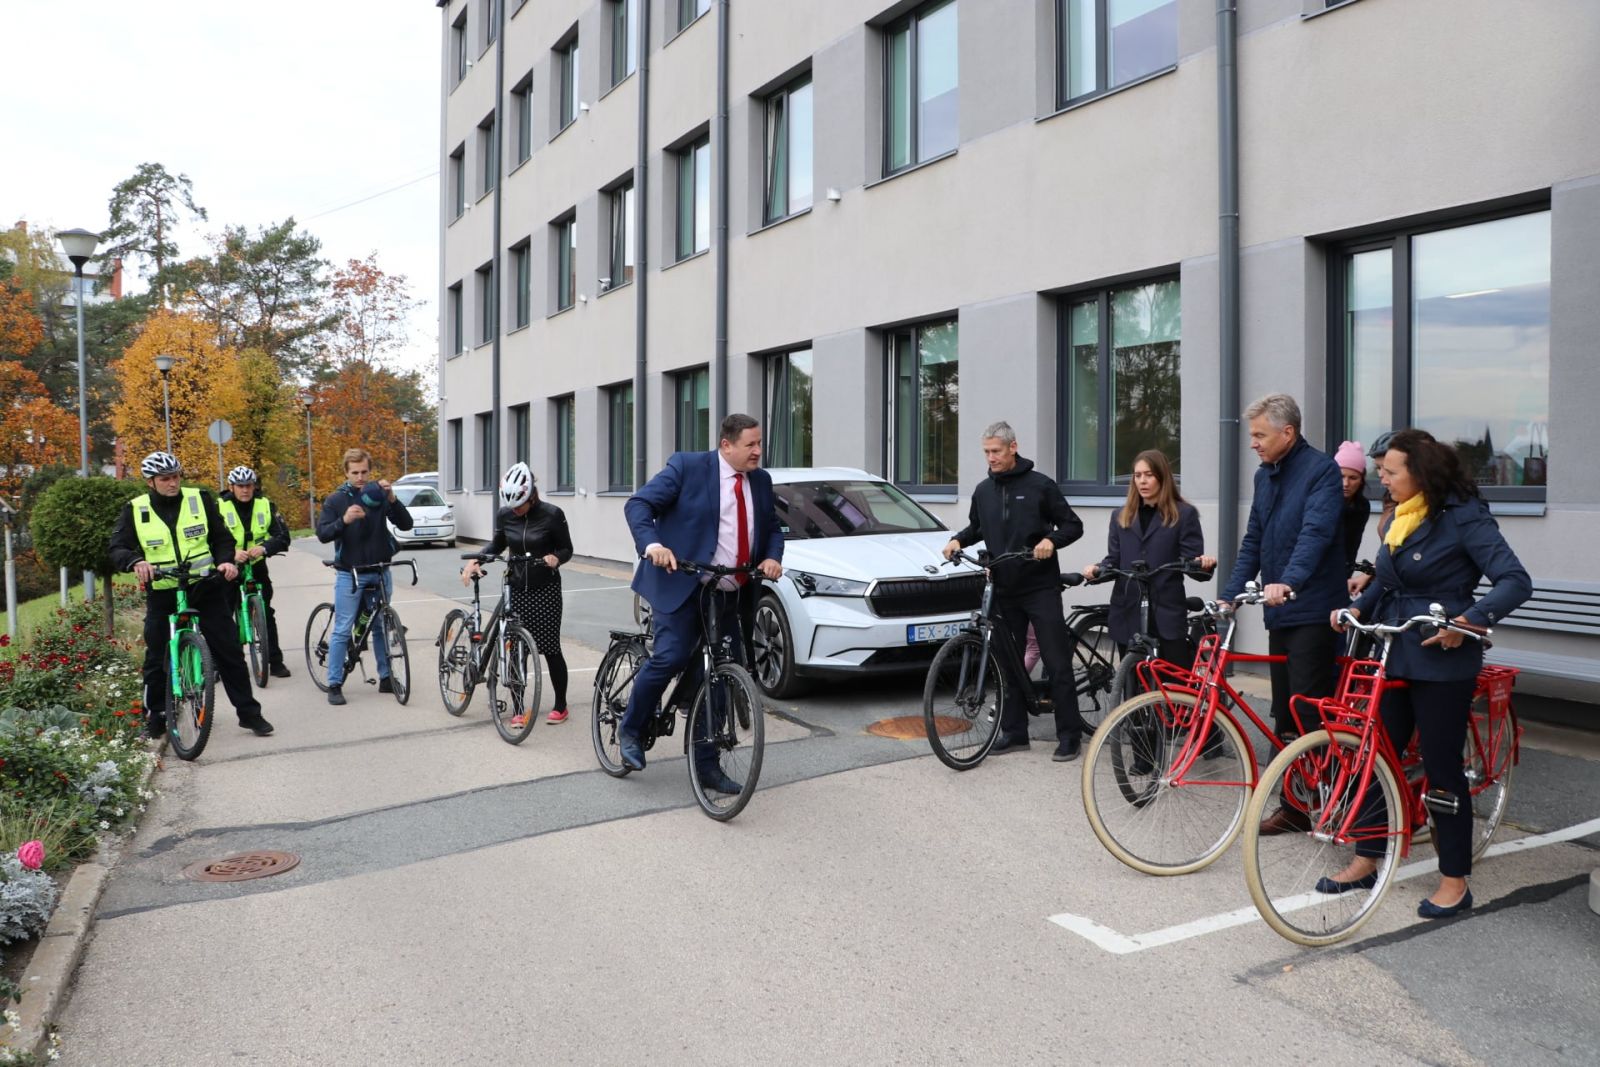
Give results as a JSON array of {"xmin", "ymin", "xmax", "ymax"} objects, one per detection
[{"xmin": 624, "ymin": 452, "xmax": 785, "ymax": 613}]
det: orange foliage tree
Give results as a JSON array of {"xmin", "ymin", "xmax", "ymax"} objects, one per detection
[
  {"xmin": 0, "ymin": 281, "xmax": 45, "ymax": 358},
  {"xmin": 0, "ymin": 360, "xmax": 79, "ymax": 499},
  {"xmin": 305, "ymin": 362, "xmax": 424, "ymax": 494}
]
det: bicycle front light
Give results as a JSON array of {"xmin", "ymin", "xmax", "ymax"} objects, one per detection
[{"xmin": 788, "ymin": 571, "xmax": 870, "ymax": 598}]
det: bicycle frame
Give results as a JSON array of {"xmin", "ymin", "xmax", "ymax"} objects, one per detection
[
  {"xmin": 457, "ymin": 553, "xmax": 542, "ymax": 683},
  {"xmin": 236, "ymin": 559, "xmax": 261, "ymax": 645}
]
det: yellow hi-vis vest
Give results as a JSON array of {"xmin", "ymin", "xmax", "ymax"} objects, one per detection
[
  {"xmin": 222, "ymin": 496, "xmax": 272, "ymax": 549},
  {"xmin": 131, "ymin": 488, "xmax": 211, "ymax": 590}
]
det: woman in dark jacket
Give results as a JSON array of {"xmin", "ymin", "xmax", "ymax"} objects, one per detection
[
  {"xmin": 462, "ymin": 463, "xmax": 576, "ymax": 724},
  {"xmin": 1081, "ymin": 450, "xmax": 1214, "ymax": 665},
  {"xmin": 1326, "ymin": 429, "xmax": 1531, "ymax": 918},
  {"xmin": 1334, "ymin": 440, "xmax": 1372, "ymax": 598}
]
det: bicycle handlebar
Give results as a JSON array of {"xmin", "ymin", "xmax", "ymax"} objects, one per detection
[
  {"xmin": 677, "ymin": 559, "xmax": 763, "ymax": 578},
  {"xmin": 460, "ymin": 551, "xmax": 549, "ymax": 566},
  {"xmin": 1334, "ymin": 605, "xmax": 1491, "ymax": 645},
  {"xmin": 1087, "ymin": 559, "xmax": 1215, "ymax": 585},
  {"xmin": 145, "ymin": 561, "xmax": 223, "ymax": 583},
  {"xmin": 321, "ymin": 558, "xmax": 419, "ymax": 585}
]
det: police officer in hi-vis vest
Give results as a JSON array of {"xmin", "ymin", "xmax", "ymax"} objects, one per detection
[
  {"xmin": 108, "ymin": 452, "xmax": 275, "ymax": 739},
  {"xmin": 219, "ymin": 465, "xmax": 292, "ymax": 678}
]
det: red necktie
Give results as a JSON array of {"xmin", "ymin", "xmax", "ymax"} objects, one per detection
[{"xmin": 734, "ymin": 472, "xmax": 750, "ymax": 586}]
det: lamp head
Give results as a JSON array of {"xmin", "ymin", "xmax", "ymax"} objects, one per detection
[
  {"xmin": 56, "ymin": 228, "xmax": 101, "ymax": 267},
  {"xmin": 153, "ymin": 354, "xmax": 175, "ymax": 374}
]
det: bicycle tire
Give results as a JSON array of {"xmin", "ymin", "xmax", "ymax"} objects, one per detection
[
  {"xmin": 922, "ymin": 632, "xmax": 1004, "ymax": 771},
  {"xmin": 487, "ymin": 622, "xmax": 542, "ymax": 745},
  {"xmin": 167, "ymin": 630, "xmax": 216, "ymax": 761},
  {"xmin": 1466, "ymin": 700, "xmax": 1516, "ymax": 860},
  {"xmin": 246, "ymin": 595, "xmax": 270, "ymax": 689},
  {"xmin": 1070, "ymin": 612, "xmax": 1117, "ymax": 734},
  {"xmin": 592, "ymin": 639, "xmax": 644, "ymax": 777},
  {"xmin": 304, "ymin": 603, "xmax": 336, "ymax": 692},
  {"xmin": 686, "ymin": 663, "xmax": 765, "ymax": 821},
  {"xmin": 1109, "ymin": 651, "xmax": 1142, "ymax": 713},
  {"xmin": 436, "ymin": 609, "xmax": 476, "ymax": 715},
  {"xmin": 380, "ymin": 606, "xmax": 410, "ymax": 704},
  {"xmin": 1242, "ymin": 730, "xmax": 1404, "ymax": 946},
  {"xmin": 1081, "ymin": 691, "xmax": 1252, "ymax": 875}
]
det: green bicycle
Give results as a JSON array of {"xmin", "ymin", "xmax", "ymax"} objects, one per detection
[
  {"xmin": 148, "ymin": 561, "xmax": 219, "ymax": 761},
  {"xmin": 236, "ymin": 558, "xmax": 271, "ymax": 689}
]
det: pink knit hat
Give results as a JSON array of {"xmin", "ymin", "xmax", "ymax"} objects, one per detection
[{"xmin": 1334, "ymin": 440, "xmax": 1366, "ymax": 474}]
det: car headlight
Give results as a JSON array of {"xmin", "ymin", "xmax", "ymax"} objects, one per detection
[{"xmin": 789, "ymin": 570, "xmax": 870, "ymax": 598}]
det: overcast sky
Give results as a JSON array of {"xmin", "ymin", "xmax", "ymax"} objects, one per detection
[{"xmin": 5, "ymin": 1, "xmax": 442, "ymax": 379}]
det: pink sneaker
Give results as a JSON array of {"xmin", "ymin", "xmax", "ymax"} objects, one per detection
[
  {"xmin": 508, "ymin": 713, "xmax": 528, "ymax": 728},
  {"xmin": 547, "ymin": 708, "xmax": 569, "ymax": 725}
]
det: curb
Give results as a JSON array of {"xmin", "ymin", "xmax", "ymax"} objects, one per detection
[{"xmin": 4, "ymin": 739, "xmax": 163, "ymax": 1059}]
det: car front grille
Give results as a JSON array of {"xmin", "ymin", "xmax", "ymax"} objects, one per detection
[{"xmin": 866, "ymin": 574, "xmax": 984, "ymax": 618}]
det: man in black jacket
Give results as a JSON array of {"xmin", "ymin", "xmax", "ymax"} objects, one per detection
[
  {"xmin": 219, "ymin": 465, "xmax": 293, "ymax": 678},
  {"xmin": 109, "ymin": 451, "xmax": 273, "ymax": 739},
  {"xmin": 943, "ymin": 421, "xmax": 1087, "ymax": 761}
]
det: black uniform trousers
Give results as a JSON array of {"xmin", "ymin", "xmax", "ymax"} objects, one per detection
[
  {"xmin": 993, "ymin": 586, "xmax": 1082, "ymax": 743},
  {"xmin": 1267, "ymin": 622, "xmax": 1340, "ymax": 739},
  {"xmin": 141, "ymin": 584, "xmax": 263, "ymax": 723},
  {"xmin": 226, "ymin": 565, "xmax": 284, "ymax": 668}
]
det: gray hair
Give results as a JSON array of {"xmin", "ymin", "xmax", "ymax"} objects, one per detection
[
  {"xmin": 1243, "ymin": 393, "xmax": 1302, "ymax": 433},
  {"xmin": 981, "ymin": 421, "xmax": 1016, "ymax": 446}
]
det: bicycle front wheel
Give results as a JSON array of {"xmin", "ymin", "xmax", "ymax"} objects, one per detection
[
  {"xmin": 487, "ymin": 622, "xmax": 542, "ymax": 745},
  {"xmin": 246, "ymin": 595, "xmax": 270, "ymax": 689},
  {"xmin": 1242, "ymin": 731, "xmax": 1404, "ymax": 946},
  {"xmin": 1071, "ymin": 613, "xmax": 1117, "ymax": 734},
  {"xmin": 592, "ymin": 639, "xmax": 644, "ymax": 777},
  {"xmin": 1109, "ymin": 651, "xmax": 1143, "ymax": 714},
  {"xmin": 380, "ymin": 606, "xmax": 410, "ymax": 704},
  {"xmin": 437, "ymin": 609, "xmax": 476, "ymax": 715},
  {"xmin": 1466, "ymin": 699, "xmax": 1517, "ymax": 859},
  {"xmin": 687, "ymin": 663, "xmax": 765, "ymax": 821},
  {"xmin": 1081, "ymin": 691, "xmax": 1251, "ymax": 875},
  {"xmin": 923, "ymin": 632, "xmax": 1004, "ymax": 771},
  {"xmin": 168, "ymin": 630, "xmax": 216, "ymax": 761},
  {"xmin": 304, "ymin": 603, "xmax": 335, "ymax": 692}
]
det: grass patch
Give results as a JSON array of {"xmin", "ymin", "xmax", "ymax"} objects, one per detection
[
  {"xmin": 289, "ymin": 527, "xmax": 314, "ymax": 539},
  {"xmin": 2, "ymin": 574, "xmax": 138, "ymax": 646}
]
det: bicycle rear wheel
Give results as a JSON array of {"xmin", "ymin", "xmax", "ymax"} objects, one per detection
[
  {"xmin": 380, "ymin": 606, "xmax": 410, "ymax": 704},
  {"xmin": 1071, "ymin": 613, "xmax": 1117, "ymax": 734},
  {"xmin": 304, "ymin": 603, "xmax": 336, "ymax": 692},
  {"xmin": 923, "ymin": 632, "xmax": 1004, "ymax": 770},
  {"xmin": 246, "ymin": 595, "xmax": 270, "ymax": 689},
  {"xmin": 436, "ymin": 610, "xmax": 476, "ymax": 715},
  {"xmin": 1081, "ymin": 691, "xmax": 1251, "ymax": 875},
  {"xmin": 592, "ymin": 639, "xmax": 644, "ymax": 777},
  {"xmin": 487, "ymin": 622, "xmax": 542, "ymax": 745},
  {"xmin": 1242, "ymin": 731, "xmax": 1404, "ymax": 946},
  {"xmin": 1466, "ymin": 699, "xmax": 1516, "ymax": 859},
  {"xmin": 687, "ymin": 663, "xmax": 765, "ymax": 821},
  {"xmin": 168, "ymin": 630, "xmax": 216, "ymax": 761},
  {"xmin": 1108, "ymin": 651, "xmax": 1142, "ymax": 714}
]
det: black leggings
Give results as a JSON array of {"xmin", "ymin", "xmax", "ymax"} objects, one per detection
[{"xmin": 544, "ymin": 652, "xmax": 568, "ymax": 711}]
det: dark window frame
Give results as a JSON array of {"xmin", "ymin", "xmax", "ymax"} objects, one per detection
[
  {"xmin": 673, "ymin": 366, "xmax": 711, "ymax": 452},
  {"xmin": 677, "ymin": 0, "xmax": 710, "ymax": 33},
  {"xmin": 883, "ymin": 0, "xmax": 958, "ymax": 178},
  {"xmin": 448, "ymin": 418, "xmax": 464, "ymax": 490},
  {"xmin": 452, "ymin": 11, "xmax": 469, "ymax": 86},
  {"xmin": 509, "ymin": 239, "xmax": 531, "ymax": 329},
  {"xmin": 554, "ymin": 394, "xmax": 576, "ymax": 491},
  {"xmin": 449, "ymin": 145, "xmax": 466, "ymax": 219},
  {"xmin": 509, "ymin": 403, "xmax": 531, "ymax": 465},
  {"xmin": 447, "ymin": 281, "xmax": 465, "ymax": 355},
  {"xmin": 557, "ymin": 35, "xmax": 581, "ymax": 131},
  {"xmin": 605, "ymin": 178, "xmax": 635, "ymax": 291},
  {"xmin": 477, "ymin": 112, "xmax": 498, "ymax": 197},
  {"xmin": 764, "ymin": 74, "xmax": 813, "ymax": 225},
  {"xmin": 553, "ymin": 213, "xmax": 577, "ymax": 312},
  {"xmin": 609, "ymin": 0, "xmax": 638, "ymax": 87},
  {"xmin": 475, "ymin": 262, "xmax": 496, "ymax": 345},
  {"xmin": 475, "ymin": 411, "xmax": 495, "ymax": 491},
  {"xmin": 674, "ymin": 136, "xmax": 711, "ymax": 261},
  {"xmin": 1055, "ymin": 0, "xmax": 1179, "ymax": 110},
  {"xmin": 606, "ymin": 383, "xmax": 635, "ymax": 491},
  {"xmin": 511, "ymin": 75, "xmax": 533, "ymax": 164},
  {"xmin": 884, "ymin": 317, "xmax": 960, "ymax": 494},
  {"xmin": 763, "ymin": 347, "xmax": 815, "ymax": 468}
]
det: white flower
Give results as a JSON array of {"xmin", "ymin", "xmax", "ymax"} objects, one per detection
[{"xmin": 98, "ymin": 820, "xmax": 109, "ymax": 830}]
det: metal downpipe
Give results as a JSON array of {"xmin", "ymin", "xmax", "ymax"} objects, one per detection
[
  {"xmin": 714, "ymin": 0, "xmax": 731, "ymax": 419},
  {"xmin": 634, "ymin": 0, "xmax": 651, "ymax": 489},
  {"xmin": 1216, "ymin": 0, "xmax": 1241, "ymax": 590}
]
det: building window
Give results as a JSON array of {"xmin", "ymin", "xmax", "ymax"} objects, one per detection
[
  {"xmin": 674, "ymin": 367, "xmax": 710, "ymax": 452},
  {"xmin": 475, "ymin": 263, "xmax": 496, "ymax": 344},
  {"xmin": 447, "ymin": 282, "xmax": 464, "ymax": 355},
  {"xmin": 449, "ymin": 145, "xmax": 465, "ymax": 219},
  {"xmin": 511, "ymin": 76, "xmax": 533, "ymax": 164},
  {"xmin": 509, "ymin": 240, "xmax": 530, "ymax": 329},
  {"xmin": 606, "ymin": 179, "xmax": 634, "ymax": 290},
  {"xmin": 558, "ymin": 36, "xmax": 580, "ymax": 130},
  {"xmin": 554, "ymin": 214, "xmax": 576, "ymax": 311},
  {"xmin": 607, "ymin": 383, "xmax": 634, "ymax": 491},
  {"xmin": 554, "ymin": 395, "xmax": 576, "ymax": 490},
  {"xmin": 887, "ymin": 319, "xmax": 959, "ymax": 489},
  {"xmin": 610, "ymin": 0, "xmax": 638, "ymax": 86},
  {"xmin": 764, "ymin": 348, "xmax": 814, "ymax": 467},
  {"xmin": 510, "ymin": 403, "xmax": 530, "ymax": 464},
  {"xmin": 448, "ymin": 418, "xmax": 464, "ymax": 489},
  {"xmin": 1059, "ymin": 277, "xmax": 1181, "ymax": 486},
  {"xmin": 452, "ymin": 11, "xmax": 469, "ymax": 85},
  {"xmin": 885, "ymin": 0, "xmax": 959, "ymax": 175},
  {"xmin": 477, "ymin": 112, "xmax": 497, "ymax": 196},
  {"xmin": 677, "ymin": 0, "xmax": 710, "ymax": 32},
  {"xmin": 1334, "ymin": 208, "xmax": 1550, "ymax": 494},
  {"xmin": 675, "ymin": 136, "xmax": 710, "ymax": 261},
  {"xmin": 1058, "ymin": 0, "xmax": 1178, "ymax": 106},
  {"xmin": 475, "ymin": 412, "xmax": 495, "ymax": 490},
  {"xmin": 764, "ymin": 75, "xmax": 813, "ymax": 224},
  {"xmin": 483, "ymin": 0, "xmax": 499, "ymax": 47}
]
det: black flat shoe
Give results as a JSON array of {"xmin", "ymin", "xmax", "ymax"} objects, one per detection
[
  {"xmin": 1417, "ymin": 890, "xmax": 1472, "ymax": 919},
  {"xmin": 991, "ymin": 733, "xmax": 1031, "ymax": 754},
  {"xmin": 1314, "ymin": 871, "xmax": 1378, "ymax": 895}
]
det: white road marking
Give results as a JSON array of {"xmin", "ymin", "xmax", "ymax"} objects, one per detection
[{"xmin": 1050, "ymin": 815, "xmax": 1600, "ymax": 955}]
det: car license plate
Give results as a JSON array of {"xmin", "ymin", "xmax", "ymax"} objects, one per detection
[
  {"xmin": 907, "ymin": 622, "xmax": 963, "ymax": 644},
  {"xmin": 414, "ymin": 528, "xmax": 437, "ymax": 537}
]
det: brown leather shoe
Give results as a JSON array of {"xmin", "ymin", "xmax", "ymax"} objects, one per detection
[{"xmin": 1258, "ymin": 805, "xmax": 1311, "ymax": 836}]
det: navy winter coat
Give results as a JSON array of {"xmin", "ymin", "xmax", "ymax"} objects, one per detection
[{"xmin": 1097, "ymin": 502, "xmax": 1205, "ymax": 646}]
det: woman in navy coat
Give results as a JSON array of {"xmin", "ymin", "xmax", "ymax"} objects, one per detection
[{"xmin": 1327, "ymin": 429, "xmax": 1531, "ymax": 918}]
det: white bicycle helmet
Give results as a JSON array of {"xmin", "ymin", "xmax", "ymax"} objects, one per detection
[
  {"xmin": 140, "ymin": 451, "xmax": 182, "ymax": 477},
  {"xmin": 227, "ymin": 465, "xmax": 259, "ymax": 486},
  {"xmin": 500, "ymin": 462, "xmax": 535, "ymax": 508}
]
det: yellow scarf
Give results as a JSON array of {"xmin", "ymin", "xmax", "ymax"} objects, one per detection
[{"xmin": 1384, "ymin": 493, "xmax": 1428, "ymax": 549}]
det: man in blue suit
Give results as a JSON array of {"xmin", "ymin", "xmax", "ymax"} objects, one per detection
[{"xmin": 620, "ymin": 413, "xmax": 785, "ymax": 790}]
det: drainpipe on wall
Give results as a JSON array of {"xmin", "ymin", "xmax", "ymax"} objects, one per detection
[
  {"xmin": 713, "ymin": 0, "xmax": 730, "ymax": 419},
  {"xmin": 489, "ymin": 0, "xmax": 507, "ymax": 525},
  {"xmin": 1216, "ymin": 0, "xmax": 1241, "ymax": 590},
  {"xmin": 634, "ymin": 0, "xmax": 651, "ymax": 489}
]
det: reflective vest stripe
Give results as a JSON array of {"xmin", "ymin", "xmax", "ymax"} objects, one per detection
[
  {"xmin": 131, "ymin": 488, "xmax": 211, "ymax": 590},
  {"xmin": 222, "ymin": 497, "xmax": 272, "ymax": 548}
]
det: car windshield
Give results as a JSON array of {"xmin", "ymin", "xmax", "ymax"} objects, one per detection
[
  {"xmin": 773, "ymin": 480, "xmax": 945, "ymax": 539},
  {"xmin": 397, "ymin": 487, "xmax": 445, "ymax": 507}
]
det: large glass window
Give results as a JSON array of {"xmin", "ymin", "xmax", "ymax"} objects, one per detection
[
  {"xmin": 452, "ymin": 12, "xmax": 469, "ymax": 85},
  {"xmin": 512, "ymin": 77, "xmax": 533, "ymax": 164},
  {"xmin": 510, "ymin": 403, "xmax": 530, "ymax": 464},
  {"xmin": 607, "ymin": 180, "xmax": 634, "ymax": 289},
  {"xmin": 555, "ymin": 395, "xmax": 576, "ymax": 490},
  {"xmin": 678, "ymin": 0, "xmax": 710, "ymax": 32},
  {"xmin": 885, "ymin": 0, "xmax": 958, "ymax": 175},
  {"xmin": 1335, "ymin": 209, "xmax": 1550, "ymax": 493},
  {"xmin": 509, "ymin": 241, "xmax": 530, "ymax": 329},
  {"xmin": 475, "ymin": 412, "xmax": 495, "ymax": 490},
  {"xmin": 558, "ymin": 37, "xmax": 580, "ymax": 129},
  {"xmin": 448, "ymin": 418, "xmax": 464, "ymax": 489},
  {"xmin": 610, "ymin": 0, "xmax": 638, "ymax": 86},
  {"xmin": 764, "ymin": 348, "xmax": 814, "ymax": 467},
  {"xmin": 477, "ymin": 112, "xmax": 497, "ymax": 196},
  {"xmin": 475, "ymin": 263, "xmax": 496, "ymax": 344},
  {"xmin": 887, "ymin": 320, "xmax": 959, "ymax": 489},
  {"xmin": 1058, "ymin": 0, "xmax": 1178, "ymax": 107},
  {"xmin": 555, "ymin": 215, "xmax": 576, "ymax": 311},
  {"xmin": 1060, "ymin": 278, "xmax": 1181, "ymax": 485},
  {"xmin": 676, "ymin": 137, "xmax": 710, "ymax": 261},
  {"xmin": 764, "ymin": 76, "xmax": 813, "ymax": 223},
  {"xmin": 674, "ymin": 367, "xmax": 710, "ymax": 452},
  {"xmin": 449, "ymin": 145, "xmax": 465, "ymax": 219},
  {"xmin": 607, "ymin": 383, "xmax": 634, "ymax": 491}
]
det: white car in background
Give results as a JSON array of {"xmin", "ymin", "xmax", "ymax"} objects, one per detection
[
  {"xmin": 390, "ymin": 483, "xmax": 455, "ymax": 548},
  {"xmin": 748, "ymin": 468, "xmax": 986, "ymax": 698}
]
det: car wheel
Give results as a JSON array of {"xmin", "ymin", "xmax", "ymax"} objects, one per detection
[{"xmin": 751, "ymin": 594, "xmax": 806, "ymax": 699}]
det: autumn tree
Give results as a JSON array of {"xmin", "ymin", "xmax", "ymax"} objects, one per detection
[
  {"xmin": 100, "ymin": 162, "xmax": 207, "ymax": 305},
  {"xmin": 228, "ymin": 348, "xmax": 302, "ymax": 491},
  {"xmin": 325, "ymin": 253, "xmax": 419, "ymax": 369},
  {"xmin": 0, "ymin": 361, "xmax": 79, "ymax": 501},
  {"xmin": 0, "ymin": 281, "xmax": 45, "ymax": 358},
  {"xmin": 110, "ymin": 310, "xmax": 245, "ymax": 484},
  {"xmin": 305, "ymin": 362, "xmax": 436, "ymax": 493}
]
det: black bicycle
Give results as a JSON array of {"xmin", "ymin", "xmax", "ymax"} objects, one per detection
[
  {"xmin": 436, "ymin": 552, "xmax": 545, "ymax": 744},
  {"xmin": 921, "ymin": 549, "xmax": 1115, "ymax": 770},
  {"xmin": 305, "ymin": 559, "xmax": 417, "ymax": 704},
  {"xmin": 1086, "ymin": 559, "xmax": 1216, "ymax": 709},
  {"xmin": 592, "ymin": 561, "xmax": 766, "ymax": 821}
]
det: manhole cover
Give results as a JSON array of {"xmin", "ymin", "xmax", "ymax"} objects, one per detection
[
  {"xmin": 866, "ymin": 715, "xmax": 966, "ymax": 739},
  {"xmin": 183, "ymin": 850, "xmax": 301, "ymax": 883}
]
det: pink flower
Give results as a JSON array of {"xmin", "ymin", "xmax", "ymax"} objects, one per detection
[{"xmin": 18, "ymin": 840, "xmax": 44, "ymax": 870}]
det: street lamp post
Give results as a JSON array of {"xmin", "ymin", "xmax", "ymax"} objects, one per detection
[
  {"xmin": 302, "ymin": 393, "xmax": 315, "ymax": 528},
  {"xmin": 401, "ymin": 413, "xmax": 411, "ymax": 476},
  {"xmin": 57, "ymin": 228, "xmax": 100, "ymax": 603},
  {"xmin": 153, "ymin": 354, "xmax": 175, "ymax": 453}
]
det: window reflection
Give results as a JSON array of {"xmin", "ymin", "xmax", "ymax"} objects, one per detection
[
  {"xmin": 1111, "ymin": 280, "xmax": 1181, "ymax": 477},
  {"xmin": 1345, "ymin": 249, "xmax": 1392, "ymax": 458}
]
